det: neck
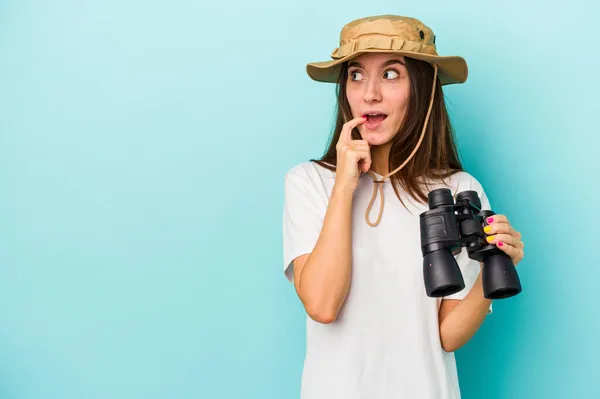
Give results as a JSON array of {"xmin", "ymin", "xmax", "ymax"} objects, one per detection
[{"xmin": 369, "ymin": 143, "xmax": 392, "ymax": 177}]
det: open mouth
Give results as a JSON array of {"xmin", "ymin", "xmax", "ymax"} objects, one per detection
[{"xmin": 363, "ymin": 112, "xmax": 388, "ymax": 128}]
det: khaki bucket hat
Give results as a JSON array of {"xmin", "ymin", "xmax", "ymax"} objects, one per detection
[
  {"xmin": 306, "ymin": 15, "xmax": 469, "ymax": 227},
  {"xmin": 306, "ymin": 15, "xmax": 468, "ymax": 85}
]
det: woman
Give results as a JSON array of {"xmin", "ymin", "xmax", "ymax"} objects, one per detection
[{"xmin": 282, "ymin": 15, "xmax": 524, "ymax": 399}]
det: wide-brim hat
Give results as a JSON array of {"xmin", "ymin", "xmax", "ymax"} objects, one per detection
[{"xmin": 306, "ymin": 15, "xmax": 468, "ymax": 85}]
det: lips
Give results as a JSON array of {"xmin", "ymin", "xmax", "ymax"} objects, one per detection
[{"xmin": 362, "ymin": 112, "xmax": 388, "ymax": 129}]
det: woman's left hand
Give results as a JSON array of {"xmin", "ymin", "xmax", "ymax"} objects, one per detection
[{"xmin": 483, "ymin": 214, "xmax": 525, "ymax": 267}]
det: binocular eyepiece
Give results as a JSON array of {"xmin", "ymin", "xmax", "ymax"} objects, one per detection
[{"xmin": 419, "ymin": 188, "xmax": 522, "ymax": 300}]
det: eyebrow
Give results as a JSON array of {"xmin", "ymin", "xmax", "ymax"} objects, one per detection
[{"xmin": 348, "ymin": 59, "xmax": 406, "ymax": 69}]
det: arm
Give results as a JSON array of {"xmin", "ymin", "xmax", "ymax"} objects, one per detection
[
  {"xmin": 292, "ymin": 185, "xmax": 354, "ymax": 324},
  {"xmin": 438, "ymin": 267, "xmax": 491, "ymax": 352},
  {"xmin": 438, "ymin": 213, "xmax": 525, "ymax": 352}
]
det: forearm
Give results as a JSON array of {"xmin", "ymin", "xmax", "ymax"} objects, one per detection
[
  {"xmin": 299, "ymin": 185, "xmax": 354, "ymax": 322},
  {"xmin": 439, "ymin": 270, "xmax": 492, "ymax": 352}
]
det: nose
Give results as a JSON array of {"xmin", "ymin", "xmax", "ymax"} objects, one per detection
[{"xmin": 364, "ymin": 78, "xmax": 382, "ymax": 103}]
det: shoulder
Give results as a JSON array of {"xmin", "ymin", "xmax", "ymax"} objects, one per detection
[
  {"xmin": 447, "ymin": 170, "xmax": 486, "ymax": 193},
  {"xmin": 445, "ymin": 170, "xmax": 491, "ymax": 209},
  {"xmin": 283, "ymin": 161, "xmax": 335, "ymax": 209},
  {"xmin": 422, "ymin": 170, "xmax": 488, "ymax": 201},
  {"xmin": 284, "ymin": 161, "xmax": 335, "ymax": 188}
]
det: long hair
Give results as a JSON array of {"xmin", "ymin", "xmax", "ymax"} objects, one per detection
[{"xmin": 310, "ymin": 57, "xmax": 464, "ymax": 208}]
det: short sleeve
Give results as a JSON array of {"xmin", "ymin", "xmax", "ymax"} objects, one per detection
[
  {"xmin": 443, "ymin": 175, "xmax": 493, "ymax": 314},
  {"xmin": 282, "ymin": 165, "xmax": 328, "ymax": 283}
]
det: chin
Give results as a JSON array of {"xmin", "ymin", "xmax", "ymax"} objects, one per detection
[{"xmin": 363, "ymin": 131, "xmax": 394, "ymax": 146}]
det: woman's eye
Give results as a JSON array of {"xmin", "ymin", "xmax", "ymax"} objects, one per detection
[
  {"xmin": 350, "ymin": 71, "xmax": 364, "ymax": 81},
  {"xmin": 384, "ymin": 70, "xmax": 399, "ymax": 79}
]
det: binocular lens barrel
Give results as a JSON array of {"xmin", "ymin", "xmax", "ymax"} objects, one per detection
[
  {"xmin": 420, "ymin": 188, "xmax": 522, "ymax": 300},
  {"xmin": 423, "ymin": 250, "xmax": 464, "ymax": 297},
  {"xmin": 481, "ymin": 254, "xmax": 522, "ymax": 299}
]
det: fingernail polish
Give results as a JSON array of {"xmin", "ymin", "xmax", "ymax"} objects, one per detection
[
  {"xmin": 484, "ymin": 226, "xmax": 492, "ymax": 233},
  {"xmin": 498, "ymin": 242, "xmax": 504, "ymax": 247},
  {"xmin": 487, "ymin": 217, "xmax": 494, "ymax": 224},
  {"xmin": 486, "ymin": 236, "xmax": 494, "ymax": 243}
]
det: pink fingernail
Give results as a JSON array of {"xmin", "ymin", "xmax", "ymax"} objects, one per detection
[
  {"xmin": 487, "ymin": 217, "xmax": 494, "ymax": 224},
  {"xmin": 498, "ymin": 242, "xmax": 504, "ymax": 247}
]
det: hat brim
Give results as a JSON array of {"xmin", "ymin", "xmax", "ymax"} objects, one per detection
[{"xmin": 306, "ymin": 49, "xmax": 468, "ymax": 85}]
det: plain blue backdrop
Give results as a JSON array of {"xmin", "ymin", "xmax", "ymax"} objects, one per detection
[{"xmin": 1, "ymin": 0, "xmax": 598, "ymax": 398}]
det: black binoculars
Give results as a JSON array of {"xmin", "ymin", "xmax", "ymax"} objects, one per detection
[{"xmin": 419, "ymin": 188, "xmax": 522, "ymax": 300}]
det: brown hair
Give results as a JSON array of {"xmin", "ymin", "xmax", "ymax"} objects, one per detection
[{"xmin": 310, "ymin": 57, "xmax": 464, "ymax": 208}]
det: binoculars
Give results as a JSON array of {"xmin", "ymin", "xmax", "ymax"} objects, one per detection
[{"xmin": 419, "ymin": 188, "xmax": 522, "ymax": 300}]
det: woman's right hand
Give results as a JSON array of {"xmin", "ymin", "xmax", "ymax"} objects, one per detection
[{"xmin": 333, "ymin": 116, "xmax": 371, "ymax": 194}]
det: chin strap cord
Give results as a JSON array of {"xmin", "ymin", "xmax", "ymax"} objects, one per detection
[{"xmin": 363, "ymin": 64, "xmax": 438, "ymax": 227}]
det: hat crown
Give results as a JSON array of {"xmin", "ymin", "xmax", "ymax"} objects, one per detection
[
  {"xmin": 340, "ymin": 15, "xmax": 436, "ymax": 49},
  {"xmin": 305, "ymin": 14, "xmax": 468, "ymax": 86}
]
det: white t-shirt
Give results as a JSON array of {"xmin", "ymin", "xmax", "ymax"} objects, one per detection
[{"xmin": 282, "ymin": 161, "xmax": 493, "ymax": 399}]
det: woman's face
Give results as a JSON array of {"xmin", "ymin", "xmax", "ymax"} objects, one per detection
[{"xmin": 345, "ymin": 53, "xmax": 410, "ymax": 146}]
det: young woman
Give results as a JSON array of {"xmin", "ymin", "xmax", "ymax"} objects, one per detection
[{"xmin": 282, "ymin": 15, "xmax": 525, "ymax": 399}]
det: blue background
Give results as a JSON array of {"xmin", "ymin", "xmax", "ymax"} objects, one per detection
[{"xmin": 1, "ymin": 0, "xmax": 598, "ymax": 398}]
